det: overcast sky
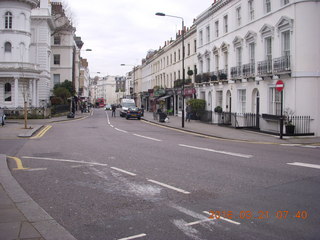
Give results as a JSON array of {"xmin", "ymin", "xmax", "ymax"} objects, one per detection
[{"xmin": 62, "ymin": 0, "xmax": 212, "ymax": 77}]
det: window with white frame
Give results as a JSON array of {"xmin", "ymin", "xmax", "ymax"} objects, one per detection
[
  {"xmin": 249, "ymin": 42, "xmax": 255, "ymax": 63},
  {"xmin": 54, "ymin": 54, "xmax": 60, "ymax": 65},
  {"xmin": 187, "ymin": 43, "xmax": 190, "ymax": 56},
  {"xmin": 215, "ymin": 21, "xmax": 219, "ymax": 38},
  {"xmin": 200, "ymin": 60, "xmax": 204, "ymax": 73},
  {"xmin": 236, "ymin": 6, "xmax": 241, "ymax": 27},
  {"xmin": 248, "ymin": 0, "xmax": 254, "ymax": 21},
  {"xmin": 269, "ymin": 87, "xmax": 281, "ymax": 115},
  {"xmin": 223, "ymin": 15, "xmax": 228, "ymax": 33},
  {"xmin": 223, "ymin": 51, "xmax": 228, "ymax": 70},
  {"xmin": 282, "ymin": 30, "xmax": 290, "ymax": 57},
  {"xmin": 238, "ymin": 89, "xmax": 246, "ymax": 113},
  {"xmin": 194, "ymin": 40, "xmax": 197, "ymax": 53},
  {"xmin": 178, "ymin": 49, "xmax": 181, "ymax": 61},
  {"xmin": 206, "ymin": 25, "xmax": 210, "ymax": 43},
  {"xmin": 216, "ymin": 91, "xmax": 223, "ymax": 107},
  {"xmin": 5, "ymin": 12, "xmax": 12, "ymax": 29},
  {"xmin": 207, "ymin": 57, "xmax": 211, "ymax": 72},
  {"xmin": 53, "ymin": 74, "xmax": 60, "ymax": 86},
  {"xmin": 282, "ymin": 0, "xmax": 289, "ymax": 6},
  {"xmin": 4, "ymin": 42, "xmax": 12, "ymax": 52},
  {"xmin": 265, "ymin": 0, "xmax": 271, "ymax": 14},
  {"xmin": 199, "ymin": 30, "xmax": 203, "ymax": 46},
  {"xmin": 265, "ymin": 37, "xmax": 272, "ymax": 61},
  {"xmin": 215, "ymin": 54, "xmax": 219, "ymax": 72},
  {"xmin": 236, "ymin": 47, "xmax": 242, "ymax": 67},
  {"xmin": 4, "ymin": 83, "xmax": 12, "ymax": 102},
  {"xmin": 54, "ymin": 36, "xmax": 61, "ymax": 45}
]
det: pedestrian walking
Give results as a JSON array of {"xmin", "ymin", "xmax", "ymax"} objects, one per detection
[
  {"xmin": 111, "ymin": 104, "xmax": 116, "ymax": 117},
  {"xmin": 186, "ymin": 103, "xmax": 192, "ymax": 122},
  {"xmin": 0, "ymin": 108, "xmax": 5, "ymax": 127}
]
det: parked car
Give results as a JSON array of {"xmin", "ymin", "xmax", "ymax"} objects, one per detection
[
  {"xmin": 105, "ymin": 104, "xmax": 112, "ymax": 110},
  {"xmin": 126, "ymin": 107, "xmax": 142, "ymax": 120}
]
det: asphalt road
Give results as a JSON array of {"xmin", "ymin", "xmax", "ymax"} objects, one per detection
[{"xmin": 4, "ymin": 109, "xmax": 320, "ymax": 240}]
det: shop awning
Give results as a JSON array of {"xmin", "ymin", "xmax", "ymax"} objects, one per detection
[{"xmin": 158, "ymin": 95, "xmax": 171, "ymax": 101}]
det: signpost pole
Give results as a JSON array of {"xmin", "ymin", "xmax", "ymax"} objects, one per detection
[
  {"xmin": 280, "ymin": 91, "xmax": 283, "ymax": 139},
  {"xmin": 275, "ymin": 80, "xmax": 285, "ymax": 139}
]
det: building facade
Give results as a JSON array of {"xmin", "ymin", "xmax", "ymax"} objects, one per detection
[
  {"xmin": 0, "ymin": 0, "xmax": 53, "ymax": 109},
  {"xmin": 195, "ymin": 0, "xmax": 320, "ymax": 136}
]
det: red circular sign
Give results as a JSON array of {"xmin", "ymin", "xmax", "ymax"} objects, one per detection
[{"xmin": 276, "ymin": 80, "xmax": 284, "ymax": 92}]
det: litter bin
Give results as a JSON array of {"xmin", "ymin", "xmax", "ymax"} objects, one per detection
[{"xmin": 159, "ymin": 112, "xmax": 167, "ymax": 122}]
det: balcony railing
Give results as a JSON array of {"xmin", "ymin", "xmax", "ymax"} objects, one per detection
[
  {"xmin": 242, "ymin": 62, "xmax": 255, "ymax": 77},
  {"xmin": 218, "ymin": 69, "xmax": 228, "ymax": 80},
  {"xmin": 273, "ymin": 56, "xmax": 291, "ymax": 73},
  {"xmin": 230, "ymin": 66, "xmax": 242, "ymax": 79},
  {"xmin": 257, "ymin": 59, "xmax": 273, "ymax": 76}
]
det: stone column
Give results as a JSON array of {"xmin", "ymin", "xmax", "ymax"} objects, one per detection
[
  {"xmin": 33, "ymin": 79, "xmax": 37, "ymax": 107},
  {"xmin": 14, "ymin": 78, "xmax": 19, "ymax": 107},
  {"xmin": 29, "ymin": 80, "xmax": 33, "ymax": 107}
]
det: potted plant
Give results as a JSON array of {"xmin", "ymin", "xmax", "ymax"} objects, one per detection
[
  {"xmin": 214, "ymin": 106, "xmax": 222, "ymax": 113},
  {"xmin": 284, "ymin": 108, "xmax": 295, "ymax": 135}
]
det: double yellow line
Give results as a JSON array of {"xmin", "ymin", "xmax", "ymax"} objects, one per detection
[{"xmin": 30, "ymin": 125, "xmax": 52, "ymax": 139}]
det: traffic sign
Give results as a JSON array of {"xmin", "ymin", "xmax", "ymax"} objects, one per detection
[{"xmin": 276, "ymin": 80, "xmax": 284, "ymax": 92}]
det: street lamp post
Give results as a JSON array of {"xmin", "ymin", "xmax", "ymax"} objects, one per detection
[{"xmin": 156, "ymin": 12, "xmax": 185, "ymax": 128}]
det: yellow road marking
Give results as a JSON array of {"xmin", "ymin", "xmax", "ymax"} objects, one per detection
[
  {"xmin": 8, "ymin": 156, "xmax": 29, "ymax": 170},
  {"xmin": 30, "ymin": 125, "xmax": 52, "ymax": 139}
]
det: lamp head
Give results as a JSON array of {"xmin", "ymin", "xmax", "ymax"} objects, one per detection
[{"xmin": 155, "ymin": 12, "xmax": 166, "ymax": 16}]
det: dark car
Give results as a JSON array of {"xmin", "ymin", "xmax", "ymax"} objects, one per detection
[{"xmin": 126, "ymin": 107, "xmax": 142, "ymax": 120}]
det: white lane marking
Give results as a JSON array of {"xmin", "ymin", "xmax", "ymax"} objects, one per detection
[
  {"xmin": 110, "ymin": 125, "xmax": 114, "ymax": 128},
  {"xmin": 115, "ymin": 128, "xmax": 128, "ymax": 133},
  {"xmin": 287, "ymin": 162, "xmax": 320, "ymax": 170},
  {"xmin": 133, "ymin": 134, "xmax": 162, "ymax": 142},
  {"xmin": 118, "ymin": 233, "xmax": 147, "ymax": 240},
  {"xmin": 147, "ymin": 179, "xmax": 190, "ymax": 194},
  {"xmin": 22, "ymin": 156, "xmax": 108, "ymax": 167},
  {"xmin": 185, "ymin": 218, "xmax": 213, "ymax": 226},
  {"xmin": 203, "ymin": 211, "xmax": 241, "ymax": 225},
  {"xmin": 280, "ymin": 144, "xmax": 302, "ymax": 147},
  {"xmin": 301, "ymin": 145, "xmax": 319, "ymax": 149},
  {"xmin": 24, "ymin": 168, "xmax": 47, "ymax": 171},
  {"xmin": 110, "ymin": 167, "xmax": 137, "ymax": 176},
  {"xmin": 179, "ymin": 144, "xmax": 253, "ymax": 159}
]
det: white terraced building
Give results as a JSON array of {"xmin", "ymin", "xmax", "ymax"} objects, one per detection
[
  {"xmin": 0, "ymin": 0, "xmax": 53, "ymax": 109},
  {"xmin": 195, "ymin": 0, "xmax": 320, "ymax": 136}
]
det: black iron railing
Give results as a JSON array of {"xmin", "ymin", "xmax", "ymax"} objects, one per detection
[
  {"xmin": 257, "ymin": 59, "xmax": 272, "ymax": 75},
  {"xmin": 273, "ymin": 56, "xmax": 291, "ymax": 73},
  {"xmin": 242, "ymin": 62, "xmax": 255, "ymax": 77}
]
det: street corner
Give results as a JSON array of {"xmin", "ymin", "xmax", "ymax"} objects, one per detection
[{"xmin": 18, "ymin": 125, "xmax": 44, "ymax": 138}]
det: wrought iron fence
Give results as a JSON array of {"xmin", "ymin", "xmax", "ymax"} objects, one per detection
[
  {"xmin": 289, "ymin": 116, "xmax": 312, "ymax": 135},
  {"xmin": 257, "ymin": 59, "xmax": 272, "ymax": 75},
  {"xmin": 273, "ymin": 56, "xmax": 291, "ymax": 73}
]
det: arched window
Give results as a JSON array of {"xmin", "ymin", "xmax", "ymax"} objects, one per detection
[
  {"xmin": 5, "ymin": 42, "xmax": 12, "ymax": 52},
  {"xmin": 5, "ymin": 12, "xmax": 13, "ymax": 29},
  {"xmin": 4, "ymin": 83, "xmax": 12, "ymax": 102}
]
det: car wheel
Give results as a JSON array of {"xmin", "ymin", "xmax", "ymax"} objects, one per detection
[{"xmin": 138, "ymin": 117, "xmax": 141, "ymax": 120}]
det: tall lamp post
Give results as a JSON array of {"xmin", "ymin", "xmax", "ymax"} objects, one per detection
[
  {"xmin": 121, "ymin": 64, "xmax": 136, "ymax": 100},
  {"xmin": 156, "ymin": 12, "xmax": 185, "ymax": 128}
]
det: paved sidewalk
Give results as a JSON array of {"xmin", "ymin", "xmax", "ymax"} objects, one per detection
[{"xmin": 142, "ymin": 111, "xmax": 320, "ymax": 145}]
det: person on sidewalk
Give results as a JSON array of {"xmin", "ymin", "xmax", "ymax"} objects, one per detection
[
  {"xmin": 0, "ymin": 108, "xmax": 5, "ymax": 127},
  {"xmin": 111, "ymin": 104, "xmax": 116, "ymax": 117},
  {"xmin": 186, "ymin": 103, "xmax": 192, "ymax": 122}
]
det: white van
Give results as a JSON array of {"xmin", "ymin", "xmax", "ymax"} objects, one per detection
[{"xmin": 120, "ymin": 99, "xmax": 136, "ymax": 117}]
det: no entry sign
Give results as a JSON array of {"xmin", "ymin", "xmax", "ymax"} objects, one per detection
[{"xmin": 276, "ymin": 80, "xmax": 284, "ymax": 92}]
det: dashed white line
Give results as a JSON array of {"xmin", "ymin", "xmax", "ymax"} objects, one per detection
[
  {"xmin": 133, "ymin": 134, "xmax": 162, "ymax": 142},
  {"xmin": 22, "ymin": 156, "xmax": 108, "ymax": 167},
  {"xmin": 185, "ymin": 218, "xmax": 213, "ymax": 226},
  {"xmin": 203, "ymin": 211, "xmax": 241, "ymax": 225},
  {"xmin": 287, "ymin": 162, "xmax": 320, "ymax": 170},
  {"xmin": 115, "ymin": 128, "xmax": 128, "ymax": 133},
  {"xmin": 179, "ymin": 144, "xmax": 253, "ymax": 159},
  {"xmin": 147, "ymin": 179, "xmax": 190, "ymax": 194},
  {"xmin": 24, "ymin": 168, "xmax": 47, "ymax": 171},
  {"xmin": 111, "ymin": 167, "xmax": 137, "ymax": 176},
  {"xmin": 118, "ymin": 233, "xmax": 147, "ymax": 240}
]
